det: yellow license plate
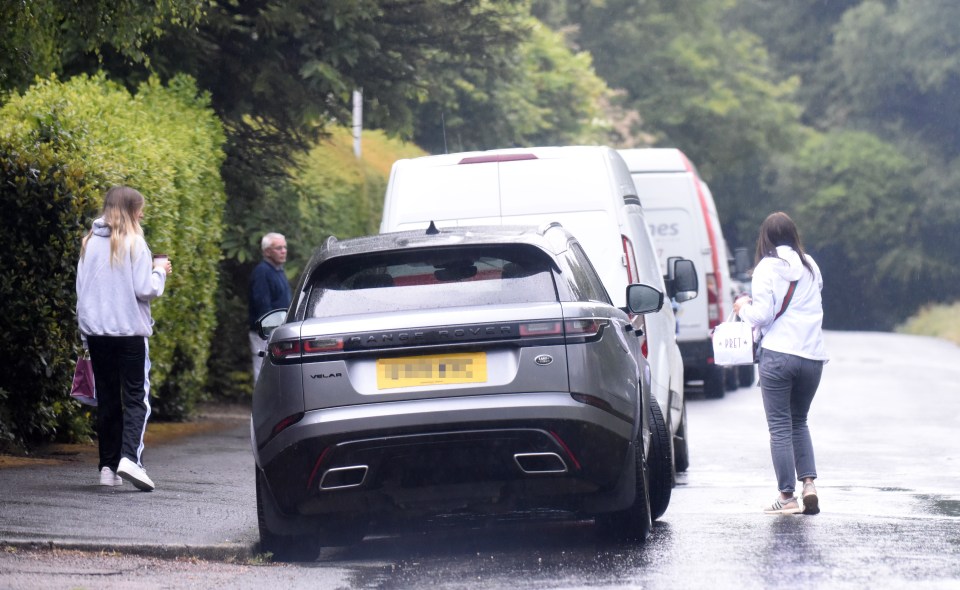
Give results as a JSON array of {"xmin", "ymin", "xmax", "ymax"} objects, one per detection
[{"xmin": 376, "ymin": 352, "xmax": 487, "ymax": 389}]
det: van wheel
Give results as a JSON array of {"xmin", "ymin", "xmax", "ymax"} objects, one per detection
[
  {"xmin": 647, "ymin": 396, "xmax": 673, "ymax": 520},
  {"xmin": 704, "ymin": 366, "xmax": 725, "ymax": 399},
  {"xmin": 738, "ymin": 364, "xmax": 755, "ymax": 387},
  {"xmin": 673, "ymin": 401, "xmax": 690, "ymax": 473},
  {"xmin": 724, "ymin": 367, "xmax": 738, "ymax": 391},
  {"xmin": 596, "ymin": 424, "xmax": 652, "ymax": 542},
  {"xmin": 256, "ymin": 468, "xmax": 321, "ymax": 562}
]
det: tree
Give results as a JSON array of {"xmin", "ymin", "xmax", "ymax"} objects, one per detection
[
  {"xmin": 773, "ymin": 130, "xmax": 960, "ymax": 329},
  {"xmin": 412, "ymin": 17, "xmax": 611, "ymax": 153},
  {"xmin": 0, "ymin": 0, "xmax": 203, "ymax": 93},
  {"xmin": 727, "ymin": 0, "xmax": 861, "ymax": 128},
  {"xmin": 546, "ymin": 0, "xmax": 804, "ymax": 243},
  {"xmin": 831, "ymin": 0, "xmax": 960, "ymax": 157}
]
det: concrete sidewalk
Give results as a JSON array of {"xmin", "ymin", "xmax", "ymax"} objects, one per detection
[{"xmin": 0, "ymin": 406, "xmax": 258, "ymax": 561}]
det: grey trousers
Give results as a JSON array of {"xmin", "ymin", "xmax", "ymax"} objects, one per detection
[{"xmin": 758, "ymin": 349, "xmax": 824, "ymax": 494}]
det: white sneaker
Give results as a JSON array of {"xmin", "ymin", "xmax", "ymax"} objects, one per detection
[
  {"xmin": 99, "ymin": 466, "xmax": 123, "ymax": 486},
  {"xmin": 117, "ymin": 457, "xmax": 155, "ymax": 491}
]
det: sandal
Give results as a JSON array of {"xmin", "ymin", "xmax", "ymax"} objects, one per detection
[
  {"xmin": 802, "ymin": 482, "xmax": 819, "ymax": 515},
  {"xmin": 763, "ymin": 496, "xmax": 802, "ymax": 515}
]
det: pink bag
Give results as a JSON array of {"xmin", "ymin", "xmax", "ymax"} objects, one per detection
[{"xmin": 70, "ymin": 352, "xmax": 97, "ymax": 406}]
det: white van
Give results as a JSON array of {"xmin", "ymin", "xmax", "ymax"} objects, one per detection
[
  {"xmin": 618, "ymin": 148, "xmax": 741, "ymax": 398},
  {"xmin": 380, "ymin": 146, "xmax": 698, "ymax": 517}
]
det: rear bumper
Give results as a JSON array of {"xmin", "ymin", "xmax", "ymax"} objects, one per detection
[
  {"xmin": 253, "ymin": 392, "xmax": 637, "ymax": 525},
  {"xmin": 678, "ymin": 339, "xmax": 714, "ymax": 377}
]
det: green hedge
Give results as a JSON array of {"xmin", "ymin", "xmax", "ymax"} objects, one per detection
[{"xmin": 0, "ymin": 73, "xmax": 225, "ymax": 447}]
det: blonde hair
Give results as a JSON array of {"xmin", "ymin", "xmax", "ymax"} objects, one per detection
[{"xmin": 81, "ymin": 186, "xmax": 145, "ymax": 265}]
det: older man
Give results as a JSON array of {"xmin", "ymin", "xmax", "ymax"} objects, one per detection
[{"xmin": 249, "ymin": 232, "xmax": 292, "ymax": 385}]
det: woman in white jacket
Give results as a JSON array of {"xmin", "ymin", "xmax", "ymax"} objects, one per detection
[
  {"xmin": 76, "ymin": 186, "xmax": 172, "ymax": 491},
  {"xmin": 734, "ymin": 212, "xmax": 828, "ymax": 515}
]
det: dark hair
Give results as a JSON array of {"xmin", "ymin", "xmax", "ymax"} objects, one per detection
[{"xmin": 754, "ymin": 211, "xmax": 813, "ymax": 274}]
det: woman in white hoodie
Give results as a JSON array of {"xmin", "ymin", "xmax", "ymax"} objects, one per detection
[
  {"xmin": 734, "ymin": 212, "xmax": 828, "ymax": 515},
  {"xmin": 76, "ymin": 186, "xmax": 172, "ymax": 491}
]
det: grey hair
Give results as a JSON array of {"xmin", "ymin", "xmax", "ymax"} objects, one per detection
[{"xmin": 261, "ymin": 232, "xmax": 285, "ymax": 252}]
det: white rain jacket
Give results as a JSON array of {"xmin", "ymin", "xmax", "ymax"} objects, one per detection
[
  {"xmin": 738, "ymin": 245, "xmax": 828, "ymax": 362},
  {"xmin": 76, "ymin": 218, "xmax": 166, "ymax": 338}
]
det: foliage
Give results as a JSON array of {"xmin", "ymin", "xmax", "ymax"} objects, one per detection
[
  {"xmin": 412, "ymin": 17, "xmax": 612, "ymax": 153},
  {"xmin": 772, "ymin": 130, "xmax": 960, "ymax": 329},
  {"xmin": 0, "ymin": 73, "xmax": 225, "ymax": 446},
  {"xmin": 896, "ymin": 302, "xmax": 960, "ymax": 347},
  {"xmin": 0, "ymin": 0, "xmax": 204, "ymax": 93},
  {"xmin": 830, "ymin": 0, "xmax": 960, "ymax": 157},
  {"xmin": 727, "ymin": 0, "xmax": 861, "ymax": 127},
  {"xmin": 546, "ymin": 0, "xmax": 804, "ymax": 244}
]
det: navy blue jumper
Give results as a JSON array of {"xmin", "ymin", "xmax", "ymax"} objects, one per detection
[{"xmin": 249, "ymin": 260, "xmax": 292, "ymax": 329}]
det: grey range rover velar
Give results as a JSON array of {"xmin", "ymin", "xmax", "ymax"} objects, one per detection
[{"xmin": 251, "ymin": 223, "xmax": 664, "ymax": 560}]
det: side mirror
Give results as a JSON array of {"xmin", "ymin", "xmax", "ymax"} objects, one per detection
[
  {"xmin": 671, "ymin": 259, "xmax": 698, "ymax": 303},
  {"xmin": 626, "ymin": 284, "xmax": 664, "ymax": 315},
  {"xmin": 256, "ymin": 309, "xmax": 288, "ymax": 339}
]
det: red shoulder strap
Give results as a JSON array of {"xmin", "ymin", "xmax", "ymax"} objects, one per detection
[{"xmin": 775, "ymin": 280, "xmax": 798, "ymax": 320}]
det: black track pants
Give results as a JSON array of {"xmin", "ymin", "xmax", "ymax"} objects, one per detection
[{"xmin": 86, "ymin": 335, "xmax": 152, "ymax": 471}]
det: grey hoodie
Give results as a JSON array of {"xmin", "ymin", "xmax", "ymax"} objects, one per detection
[{"xmin": 76, "ymin": 218, "xmax": 166, "ymax": 338}]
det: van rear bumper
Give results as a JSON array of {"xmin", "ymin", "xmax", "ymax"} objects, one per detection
[{"xmin": 678, "ymin": 339, "xmax": 714, "ymax": 377}]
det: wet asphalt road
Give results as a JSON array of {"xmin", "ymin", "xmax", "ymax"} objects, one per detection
[{"xmin": 1, "ymin": 330, "xmax": 959, "ymax": 589}]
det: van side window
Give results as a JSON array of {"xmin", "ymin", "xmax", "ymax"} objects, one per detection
[{"xmin": 564, "ymin": 243, "xmax": 613, "ymax": 305}]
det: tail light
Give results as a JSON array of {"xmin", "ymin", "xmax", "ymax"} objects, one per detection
[
  {"xmin": 269, "ymin": 340, "xmax": 301, "ymax": 360},
  {"xmin": 706, "ymin": 272, "xmax": 720, "ymax": 330},
  {"xmin": 517, "ymin": 319, "xmax": 608, "ymax": 343},
  {"xmin": 269, "ymin": 319, "xmax": 609, "ymax": 364},
  {"xmin": 621, "ymin": 235, "xmax": 637, "ymax": 283},
  {"xmin": 622, "ymin": 235, "xmax": 649, "ymax": 357}
]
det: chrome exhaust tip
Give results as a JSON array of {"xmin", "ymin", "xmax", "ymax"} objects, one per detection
[
  {"xmin": 319, "ymin": 465, "xmax": 369, "ymax": 490},
  {"xmin": 513, "ymin": 452, "xmax": 567, "ymax": 474}
]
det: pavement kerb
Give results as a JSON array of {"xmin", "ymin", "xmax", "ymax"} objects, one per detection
[{"xmin": 1, "ymin": 539, "xmax": 259, "ymax": 563}]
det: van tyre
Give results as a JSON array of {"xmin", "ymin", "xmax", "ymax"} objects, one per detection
[
  {"xmin": 738, "ymin": 364, "xmax": 755, "ymax": 387},
  {"xmin": 596, "ymin": 426, "xmax": 652, "ymax": 541},
  {"xmin": 256, "ymin": 468, "xmax": 321, "ymax": 562},
  {"xmin": 673, "ymin": 401, "xmax": 690, "ymax": 473},
  {"xmin": 724, "ymin": 367, "xmax": 738, "ymax": 391},
  {"xmin": 703, "ymin": 365, "xmax": 725, "ymax": 399},
  {"xmin": 647, "ymin": 396, "xmax": 673, "ymax": 520}
]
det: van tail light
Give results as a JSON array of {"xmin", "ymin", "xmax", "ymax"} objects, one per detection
[
  {"xmin": 458, "ymin": 153, "xmax": 537, "ymax": 164},
  {"xmin": 621, "ymin": 235, "xmax": 637, "ymax": 283},
  {"xmin": 706, "ymin": 272, "xmax": 720, "ymax": 330}
]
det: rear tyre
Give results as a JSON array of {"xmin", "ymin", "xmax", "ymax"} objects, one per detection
[
  {"xmin": 673, "ymin": 401, "xmax": 690, "ymax": 473},
  {"xmin": 738, "ymin": 364, "xmax": 755, "ymax": 387},
  {"xmin": 647, "ymin": 396, "xmax": 673, "ymax": 520},
  {"xmin": 724, "ymin": 367, "xmax": 738, "ymax": 391},
  {"xmin": 596, "ymin": 422, "xmax": 652, "ymax": 542},
  {"xmin": 703, "ymin": 365, "xmax": 725, "ymax": 399},
  {"xmin": 256, "ymin": 468, "xmax": 322, "ymax": 562}
]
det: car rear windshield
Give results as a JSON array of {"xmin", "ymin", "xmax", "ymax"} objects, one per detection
[{"xmin": 303, "ymin": 244, "xmax": 559, "ymax": 319}]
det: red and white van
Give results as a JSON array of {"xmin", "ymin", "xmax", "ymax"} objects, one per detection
[{"xmin": 619, "ymin": 148, "xmax": 738, "ymax": 399}]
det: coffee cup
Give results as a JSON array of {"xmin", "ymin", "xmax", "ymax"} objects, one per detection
[{"xmin": 153, "ymin": 254, "xmax": 169, "ymax": 270}]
